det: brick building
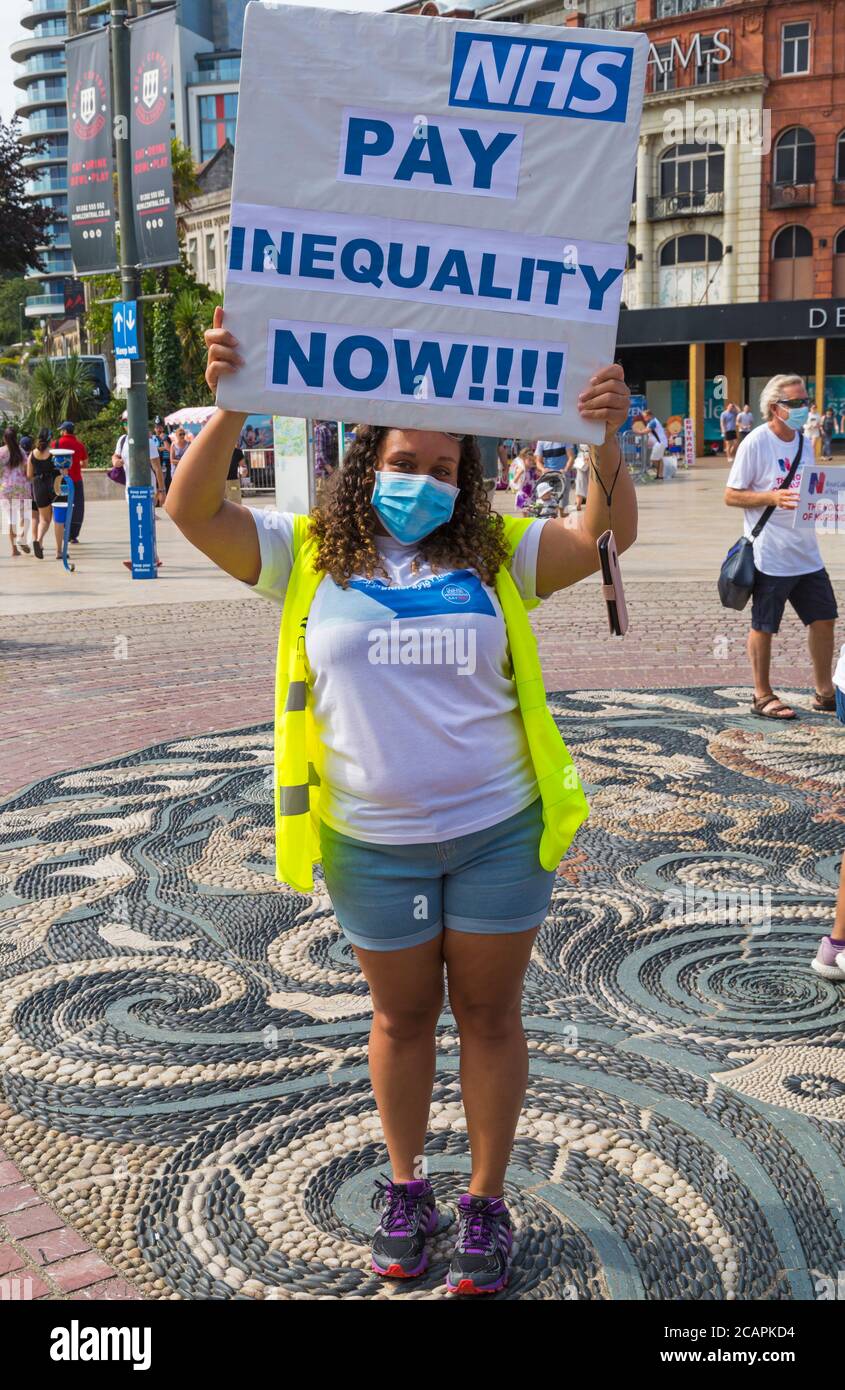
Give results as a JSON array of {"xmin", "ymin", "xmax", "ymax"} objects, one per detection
[{"xmin": 394, "ymin": 0, "xmax": 845, "ymax": 446}]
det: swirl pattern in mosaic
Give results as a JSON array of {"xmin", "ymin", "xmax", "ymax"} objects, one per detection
[{"xmin": 1, "ymin": 687, "xmax": 843, "ymax": 1299}]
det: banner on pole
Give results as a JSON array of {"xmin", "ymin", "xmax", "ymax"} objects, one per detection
[
  {"xmin": 218, "ymin": 2, "xmax": 648, "ymax": 442},
  {"xmin": 65, "ymin": 28, "xmax": 118, "ymax": 276},
  {"xmin": 129, "ymin": 7, "xmax": 180, "ymax": 269},
  {"xmin": 794, "ymin": 463, "xmax": 845, "ymax": 532}
]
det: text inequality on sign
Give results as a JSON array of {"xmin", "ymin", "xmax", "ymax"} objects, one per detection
[
  {"xmin": 229, "ymin": 203, "xmax": 625, "ymax": 324},
  {"xmin": 265, "ymin": 319, "xmax": 566, "ymax": 414},
  {"xmin": 217, "ymin": 4, "xmax": 647, "ymax": 440}
]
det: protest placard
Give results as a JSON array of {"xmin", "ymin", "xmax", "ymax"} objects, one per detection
[
  {"xmin": 794, "ymin": 463, "xmax": 845, "ymax": 532},
  {"xmin": 218, "ymin": 2, "xmax": 648, "ymax": 442}
]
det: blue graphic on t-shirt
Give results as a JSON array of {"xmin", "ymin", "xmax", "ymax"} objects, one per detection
[{"xmin": 346, "ymin": 569, "xmax": 496, "ymax": 618}]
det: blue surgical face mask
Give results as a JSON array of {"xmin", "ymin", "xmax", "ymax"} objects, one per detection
[
  {"xmin": 371, "ymin": 471, "xmax": 459, "ymax": 545},
  {"xmin": 782, "ymin": 404, "xmax": 810, "ymax": 430}
]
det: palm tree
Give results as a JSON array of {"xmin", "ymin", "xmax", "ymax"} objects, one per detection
[
  {"xmin": 173, "ymin": 288, "xmax": 210, "ymax": 392},
  {"xmin": 30, "ymin": 354, "xmax": 95, "ymax": 428}
]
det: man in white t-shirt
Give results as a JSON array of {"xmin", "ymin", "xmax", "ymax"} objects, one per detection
[
  {"xmin": 112, "ymin": 430, "xmax": 165, "ymax": 570},
  {"xmin": 725, "ymin": 373, "xmax": 837, "ymax": 721},
  {"xmin": 642, "ymin": 409, "xmax": 668, "ymax": 480}
]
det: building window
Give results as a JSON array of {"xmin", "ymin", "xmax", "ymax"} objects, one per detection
[
  {"xmin": 187, "ymin": 237, "xmax": 198, "ymax": 275},
  {"xmin": 649, "ymin": 43, "xmax": 675, "ymax": 93},
  {"xmin": 781, "ymin": 21, "xmax": 810, "ymax": 76},
  {"xmin": 770, "ymin": 224, "xmax": 813, "ymax": 300},
  {"xmin": 198, "ymin": 92, "xmax": 238, "ymax": 162},
  {"xmin": 658, "ymin": 234, "xmax": 723, "ymax": 307},
  {"xmin": 223, "ymin": 227, "xmax": 230, "ymax": 266},
  {"xmin": 837, "ymin": 131, "xmax": 845, "ymax": 182},
  {"xmin": 205, "ymin": 232, "xmax": 217, "ymax": 275},
  {"xmin": 694, "ymin": 34, "xmax": 723, "ymax": 86},
  {"xmin": 773, "ymin": 127, "xmax": 815, "ymax": 185},
  {"xmin": 659, "ymin": 143, "xmax": 724, "ymax": 206},
  {"xmin": 835, "ymin": 229, "xmax": 845, "ymax": 298}
]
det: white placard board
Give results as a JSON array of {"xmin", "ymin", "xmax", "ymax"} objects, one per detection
[
  {"xmin": 794, "ymin": 463, "xmax": 845, "ymax": 532},
  {"xmin": 217, "ymin": 2, "xmax": 648, "ymax": 443}
]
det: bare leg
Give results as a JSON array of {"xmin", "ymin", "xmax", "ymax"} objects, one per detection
[
  {"xmin": 808, "ymin": 618, "xmax": 835, "ymax": 700},
  {"xmin": 832, "ymin": 853, "xmax": 845, "ymax": 943},
  {"xmin": 353, "ymin": 934, "xmax": 445, "ymax": 1182},
  {"xmin": 37, "ymin": 506, "xmax": 52, "ymax": 543},
  {"xmin": 8, "ymin": 525, "xmax": 19, "ymax": 557},
  {"xmin": 444, "ymin": 927, "xmax": 539, "ymax": 1198},
  {"xmin": 747, "ymin": 628, "xmax": 795, "ymax": 716}
]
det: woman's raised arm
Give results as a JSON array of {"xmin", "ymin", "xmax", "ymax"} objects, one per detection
[{"xmin": 164, "ymin": 307, "xmax": 260, "ymax": 583}]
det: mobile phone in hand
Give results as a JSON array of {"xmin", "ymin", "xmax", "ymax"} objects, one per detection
[{"xmin": 597, "ymin": 529, "xmax": 629, "ymax": 636}]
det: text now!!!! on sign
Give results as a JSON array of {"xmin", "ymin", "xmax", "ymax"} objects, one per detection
[{"xmin": 265, "ymin": 319, "xmax": 567, "ymax": 415}]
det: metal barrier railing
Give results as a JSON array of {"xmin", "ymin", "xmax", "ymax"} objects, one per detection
[
  {"xmin": 241, "ymin": 448, "xmax": 275, "ymax": 492},
  {"xmin": 620, "ymin": 430, "xmax": 649, "ymax": 480}
]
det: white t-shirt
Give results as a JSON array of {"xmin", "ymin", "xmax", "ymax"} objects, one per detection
[
  {"xmin": 737, "ymin": 411, "xmax": 754, "ymax": 432},
  {"xmin": 244, "ymin": 508, "xmax": 548, "ymax": 844},
  {"xmin": 726, "ymin": 423, "xmax": 821, "ymax": 577},
  {"xmin": 804, "ymin": 411, "xmax": 821, "ymax": 441},
  {"xmin": 647, "ymin": 417, "xmax": 668, "ymax": 447},
  {"xmin": 117, "ymin": 435, "xmax": 159, "ymax": 465}
]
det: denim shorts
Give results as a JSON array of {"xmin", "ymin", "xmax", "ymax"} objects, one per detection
[{"xmin": 320, "ymin": 797, "xmax": 556, "ymax": 953}]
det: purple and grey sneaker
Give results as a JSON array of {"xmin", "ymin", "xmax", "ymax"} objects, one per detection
[
  {"xmin": 446, "ymin": 1194, "xmax": 512, "ymax": 1295},
  {"xmin": 371, "ymin": 1177, "xmax": 440, "ymax": 1279},
  {"xmin": 811, "ymin": 936, "xmax": 845, "ymax": 981}
]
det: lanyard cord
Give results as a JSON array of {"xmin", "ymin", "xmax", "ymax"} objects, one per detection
[{"xmin": 589, "ymin": 441, "xmax": 623, "ymax": 523}]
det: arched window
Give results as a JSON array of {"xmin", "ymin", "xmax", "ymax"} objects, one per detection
[
  {"xmin": 834, "ymin": 228, "xmax": 845, "ymax": 298},
  {"xmin": 658, "ymin": 235, "xmax": 723, "ymax": 307},
  {"xmin": 774, "ymin": 127, "xmax": 815, "ymax": 185},
  {"xmin": 837, "ymin": 131, "xmax": 845, "ymax": 183},
  {"xmin": 770, "ymin": 225, "xmax": 814, "ymax": 300},
  {"xmin": 659, "ymin": 143, "xmax": 724, "ymax": 211}
]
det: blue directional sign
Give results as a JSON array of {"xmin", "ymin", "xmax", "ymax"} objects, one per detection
[
  {"xmin": 113, "ymin": 300, "xmax": 139, "ymax": 360},
  {"xmin": 127, "ymin": 485, "xmax": 157, "ymax": 580}
]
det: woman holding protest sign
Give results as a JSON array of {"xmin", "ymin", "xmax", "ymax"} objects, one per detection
[{"xmin": 166, "ymin": 308, "xmax": 637, "ymax": 1296}]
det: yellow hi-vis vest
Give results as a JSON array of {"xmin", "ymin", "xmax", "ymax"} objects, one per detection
[{"xmin": 273, "ymin": 512, "xmax": 589, "ymax": 892}]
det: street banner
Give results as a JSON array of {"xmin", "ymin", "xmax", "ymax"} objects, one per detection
[
  {"xmin": 218, "ymin": 3, "xmax": 648, "ymax": 442},
  {"xmin": 64, "ymin": 279, "xmax": 85, "ymax": 318},
  {"xmin": 128, "ymin": 7, "xmax": 180, "ymax": 269},
  {"xmin": 65, "ymin": 28, "xmax": 118, "ymax": 276},
  {"xmin": 794, "ymin": 464, "xmax": 845, "ymax": 532}
]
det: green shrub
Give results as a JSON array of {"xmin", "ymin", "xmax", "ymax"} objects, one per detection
[{"xmin": 76, "ymin": 400, "xmax": 128, "ymax": 470}]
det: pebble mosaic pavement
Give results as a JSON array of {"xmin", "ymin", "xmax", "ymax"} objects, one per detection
[{"xmin": 1, "ymin": 687, "xmax": 844, "ymax": 1301}]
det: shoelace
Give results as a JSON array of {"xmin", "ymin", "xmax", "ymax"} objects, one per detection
[
  {"xmin": 459, "ymin": 1203, "xmax": 497, "ymax": 1256},
  {"xmin": 374, "ymin": 1178, "xmax": 424, "ymax": 1236}
]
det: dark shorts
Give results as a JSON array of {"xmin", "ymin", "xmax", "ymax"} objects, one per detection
[
  {"xmin": 751, "ymin": 568, "xmax": 838, "ymax": 634},
  {"xmin": 723, "ymin": 430, "xmax": 737, "ymax": 442}
]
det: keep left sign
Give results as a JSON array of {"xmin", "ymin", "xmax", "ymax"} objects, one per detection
[{"xmin": 217, "ymin": 2, "xmax": 648, "ymax": 442}]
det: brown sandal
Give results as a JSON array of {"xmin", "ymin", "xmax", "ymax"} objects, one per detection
[
  {"xmin": 812, "ymin": 691, "xmax": 837, "ymax": 713},
  {"xmin": 751, "ymin": 694, "xmax": 797, "ymax": 720}
]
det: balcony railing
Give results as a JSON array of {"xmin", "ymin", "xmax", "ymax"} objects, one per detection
[
  {"xmin": 186, "ymin": 65, "xmax": 242, "ymax": 86},
  {"xmin": 833, "ymin": 180, "xmax": 845, "ymax": 205},
  {"xmin": 591, "ymin": 3, "xmax": 636, "ymax": 28},
  {"xmin": 26, "ymin": 174, "xmax": 68, "ymax": 195},
  {"xmin": 22, "ymin": 112, "xmax": 68, "ymax": 136},
  {"xmin": 23, "ymin": 144, "xmax": 68, "ymax": 167},
  {"xmin": 648, "ymin": 190, "xmax": 725, "ymax": 219},
  {"xmin": 25, "ymin": 294, "xmax": 67, "ymax": 318},
  {"xmin": 769, "ymin": 181, "xmax": 816, "ymax": 209},
  {"xmin": 23, "ymin": 0, "xmax": 68, "ymax": 22}
]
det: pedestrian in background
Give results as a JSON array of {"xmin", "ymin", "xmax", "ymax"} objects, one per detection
[
  {"xmin": 226, "ymin": 445, "xmax": 247, "ymax": 504},
  {"xmin": 573, "ymin": 444, "xmax": 591, "ymax": 511},
  {"xmin": 154, "ymin": 419, "xmax": 173, "ymax": 491},
  {"xmin": 0, "ymin": 426, "xmax": 31, "ymax": 557},
  {"xmin": 55, "ymin": 422, "xmax": 88, "ymax": 544},
  {"xmin": 170, "ymin": 427, "xmax": 192, "ymax": 475},
  {"xmin": 821, "ymin": 407, "xmax": 836, "ymax": 460},
  {"xmin": 534, "ymin": 438, "xmax": 574, "ymax": 511},
  {"xmin": 643, "ymin": 409, "xmax": 667, "ymax": 480},
  {"xmin": 112, "ymin": 428, "xmax": 165, "ymax": 571},
  {"xmin": 804, "ymin": 401, "xmax": 822, "ymax": 461},
  {"xmin": 724, "ymin": 373, "xmax": 837, "ymax": 721},
  {"xmin": 25, "ymin": 428, "xmax": 58, "ymax": 559},
  {"xmin": 720, "ymin": 401, "xmax": 738, "ymax": 463},
  {"xmin": 736, "ymin": 403, "xmax": 754, "ymax": 445}
]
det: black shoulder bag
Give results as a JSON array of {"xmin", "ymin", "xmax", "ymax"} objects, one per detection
[{"xmin": 717, "ymin": 433, "xmax": 803, "ymax": 611}]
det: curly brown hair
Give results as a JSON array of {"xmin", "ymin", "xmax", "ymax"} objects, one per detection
[{"xmin": 310, "ymin": 427, "xmax": 509, "ymax": 587}]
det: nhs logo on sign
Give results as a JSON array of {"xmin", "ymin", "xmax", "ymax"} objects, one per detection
[{"xmin": 449, "ymin": 32, "xmax": 632, "ymax": 123}]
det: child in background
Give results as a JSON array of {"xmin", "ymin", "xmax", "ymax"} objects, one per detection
[
  {"xmin": 515, "ymin": 448, "xmax": 540, "ymax": 509},
  {"xmin": 573, "ymin": 445, "xmax": 591, "ymax": 512}
]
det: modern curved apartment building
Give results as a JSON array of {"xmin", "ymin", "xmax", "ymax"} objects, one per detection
[{"xmin": 12, "ymin": 0, "xmax": 75, "ymax": 322}]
